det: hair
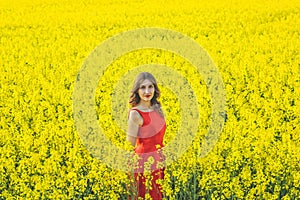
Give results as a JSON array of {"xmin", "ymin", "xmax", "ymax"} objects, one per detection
[{"xmin": 129, "ymin": 72, "xmax": 164, "ymax": 117}]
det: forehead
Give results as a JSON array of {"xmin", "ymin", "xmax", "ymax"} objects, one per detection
[{"xmin": 140, "ymin": 79, "xmax": 153, "ymax": 86}]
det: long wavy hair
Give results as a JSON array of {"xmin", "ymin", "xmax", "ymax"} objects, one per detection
[{"xmin": 129, "ymin": 72, "xmax": 164, "ymax": 118}]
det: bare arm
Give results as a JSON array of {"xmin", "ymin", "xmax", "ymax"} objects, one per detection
[{"xmin": 127, "ymin": 110, "xmax": 143, "ymax": 146}]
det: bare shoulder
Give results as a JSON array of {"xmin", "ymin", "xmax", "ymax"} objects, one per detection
[{"xmin": 128, "ymin": 109, "xmax": 143, "ymax": 125}]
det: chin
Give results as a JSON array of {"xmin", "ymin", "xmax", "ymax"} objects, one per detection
[{"xmin": 142, "ymin": 98, "xmax": 152, "ymax": 102}]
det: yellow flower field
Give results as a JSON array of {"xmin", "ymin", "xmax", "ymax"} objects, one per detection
[{"xmin": 1, "ymin": 0, "xmax": 300, "ymax": 199}]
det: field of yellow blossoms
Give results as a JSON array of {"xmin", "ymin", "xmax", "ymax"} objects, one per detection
[{"xmin": 1, "ymin": 0, "xmax": 300, "ymax": 199}]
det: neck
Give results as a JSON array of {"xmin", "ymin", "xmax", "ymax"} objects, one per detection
[{"xmin": 139, "ymin": 100, "xmax": 151, "ymax": 109}]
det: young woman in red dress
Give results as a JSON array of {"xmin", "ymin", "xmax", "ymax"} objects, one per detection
[{"xmin": 127, "ymin": 72, "xmax": 166, "ymax": 200}]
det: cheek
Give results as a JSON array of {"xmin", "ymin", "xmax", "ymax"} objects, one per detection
[
  {"xmin": 150, "ymin": 92, "xmax": 155, "ymax": 98},
  {"xmin": 138, "ymin": 90, "xmax": 143, "ymax": 97}
]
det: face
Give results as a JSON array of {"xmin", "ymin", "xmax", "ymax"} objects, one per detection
[{"xmin": 138, "ymin": 79, "xmax": 155, "ymax": 102}]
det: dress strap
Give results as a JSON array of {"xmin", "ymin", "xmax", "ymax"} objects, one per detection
[
  {"xmin": 130, "ymin": 108, "xmax": 142, "ymax": 114},
  {"xmin": 127, "ymin": 108, "xmax": 143, "ymax": 119}
]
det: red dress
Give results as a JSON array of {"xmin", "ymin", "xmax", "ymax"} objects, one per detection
[{"xmin": 129, "ymin": 108, "xmax": 166, "ymax": 200}]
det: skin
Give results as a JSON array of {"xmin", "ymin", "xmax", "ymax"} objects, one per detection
[{"xmin": 127, "ymin": 79, "xmax": 155, "ymax": 146}]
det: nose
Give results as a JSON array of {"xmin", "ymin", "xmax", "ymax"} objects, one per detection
[
  {"xmin": 145, "ymin": 87, "xmax": 152, "ymax": 94},
  {"xmin": 145, "ymin": 88, "xmax": 150, "ymax": 93}
]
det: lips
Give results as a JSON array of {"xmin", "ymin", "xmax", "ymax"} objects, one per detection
[{"xmin": 145, "ymin": 95, "xmax": 151, "ymax": 98}]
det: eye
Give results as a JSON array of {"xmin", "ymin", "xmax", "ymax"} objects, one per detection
[
  {"xmin": 149, "ymin": 85, "xmax": 154, "ymax": 89},
  {"xmin": 140, "ymin": 85, "xmax": 146, "ymax": 89}
]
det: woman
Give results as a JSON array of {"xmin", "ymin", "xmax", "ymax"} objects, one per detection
[{"xmin": 127, "ymin": 72, "xmax": 166, "ymax": 200}]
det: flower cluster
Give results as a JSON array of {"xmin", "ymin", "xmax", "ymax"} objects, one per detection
[{"xmin": 1, "ymin": 0, "xmax": 299, "ymax": 199}]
